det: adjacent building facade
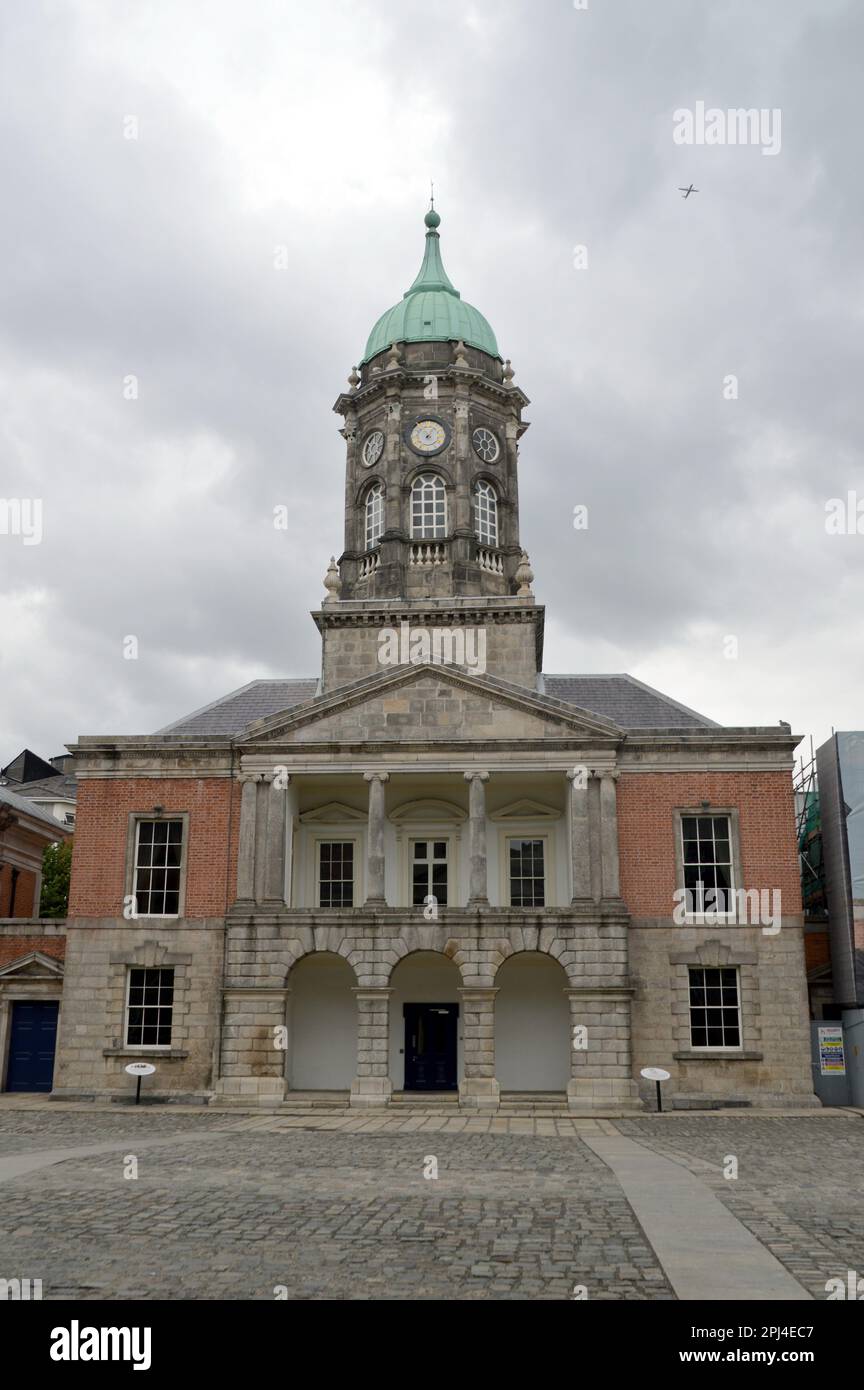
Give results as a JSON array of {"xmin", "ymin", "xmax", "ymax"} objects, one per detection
[{"xmin": 7, "ymin": 208, "xmax": 818, "ymax": 1109}]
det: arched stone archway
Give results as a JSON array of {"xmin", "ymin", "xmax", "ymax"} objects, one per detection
[
  {"xmin": 288, "ymin": 952, "xmax": 356, "ymax": 1091},
  {"xmin": 494, "ymin": 952, "xmax": 570, "ymax": 1092},
  {"xmin": 388, "ymin": 951, "xmax": 462, "ymax": 1092}
]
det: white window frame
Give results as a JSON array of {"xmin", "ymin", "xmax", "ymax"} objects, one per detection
[
  {"xmin": 675, "ymin": 809, "xmax": 740, "ymax": 924},
  {"xmin": 364, "ymin": 482, "xmax": 384, "ymax": 550},
  {"xmin": 127, "ymin": 814, "xmax": 188, "ymax": 919},
  {"xmin": 314, "ymin": 836, "xmax": 358, "ymax": 909},
  {"xmin": 687, "ymin": 965, "xmax": 743, "ymax": 1052},
  {"xmin": 410, "ymin": 473, "xmax": 447, "ymax": 539},
  {"xmin": 473, "ymin": 479, "xmax": 498, "ymax": 546},
  {"xmin": 408, "ymin": 836, "xmax": 451, "ymax": 909},
  {"xmin": 502, "ymin": 831, "xmax": 551, "ymax": 908},
  {"xmin": 124, "ymin": 966, "xmax": 175, "ymax": 1050}
]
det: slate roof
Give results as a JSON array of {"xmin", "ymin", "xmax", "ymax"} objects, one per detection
[
  {"xmin": 0, "ymin": 782, "xmax": 72, "ymax": 832},
  {"xmin": 154, "ymin": 671, "xmax": 716, "ymax": 737},
  {"xmin": 541, "ymin": 674, "xmax": 718, "ymax": 729},
  {"xmin": 12, "ymin": 774, "xmax": 78, "ymax": 802},
  {"xmin": 156, "ymin": 679, "xmax": 320, "ymax": 736}
]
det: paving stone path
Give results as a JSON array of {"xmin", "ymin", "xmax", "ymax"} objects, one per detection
[{"xmin": 0, "ymin": 1105, "xmax": 860, "ymax": 1300}]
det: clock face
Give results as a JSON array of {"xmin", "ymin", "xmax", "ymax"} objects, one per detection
[
  {"xmin": 408, "ymin": 418, "xmax": 448, "ymax": 455},
  {"xmin": 472, "ymin": 426, "xmax": 500, "ymax": 462},
  {"xmin": 361, "ymin": 430, "xmax": 384, "ymax": 468}
]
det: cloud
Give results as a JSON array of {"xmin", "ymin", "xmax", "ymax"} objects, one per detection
[{"xmin": 0, "ymin": 0, "xmax": 861, "ymax": 760}]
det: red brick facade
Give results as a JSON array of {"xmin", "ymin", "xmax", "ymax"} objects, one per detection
[
  {"xmin": 0, "ymin": 863, "xmax": 37, "ymax": 917},
  {"xmin": 617, "ymin": 771, "xmax": 802, "ymax": 918},
  {"xmin": 68, "ymin": 778, "xmax": 240, "ymax": 918},
  {"xmin": 0, "ymin": 934, "xmax": 65, "ymax": 968}
]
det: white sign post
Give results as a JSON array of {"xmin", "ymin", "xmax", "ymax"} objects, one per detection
[
  {"xmin": 640, "ymin": 1066, "xmax": 671, "ymax": 1112},
  {"xmin": 124, "ymin": 1061, "xmax": 156, "ymax": 1105}
]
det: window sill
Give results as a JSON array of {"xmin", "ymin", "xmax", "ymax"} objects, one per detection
[
  {"xmin": 103, "ymin": 1048, "xmax": 189, "ymax": 1060},
  {"xmin": 673, "ymin": 1050, "xmax": 763, "ymax": 1062}
]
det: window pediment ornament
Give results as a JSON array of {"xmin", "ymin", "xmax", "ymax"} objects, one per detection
[
  {"xmin": 300, "ymin": 802, "xmax": 367, "ymax": 824},
  {"xmin": 389, "ymin": 798, "xmax": 467, "ymax": 824},
  {"xmin": 0, "ymin": 950, "xmax": 64, "ymax": 979},
  {"xmin": 491, "ymin": 798, "xmax": 560, "ymax": 821}
]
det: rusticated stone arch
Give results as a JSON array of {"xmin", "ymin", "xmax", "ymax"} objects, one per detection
[{"xmin": 494, "ymin": 950, "xmax": 571, "ymax": 1092}]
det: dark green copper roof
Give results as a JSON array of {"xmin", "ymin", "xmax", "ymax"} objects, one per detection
[{"xmin": 361, "ymin": 207, "xmax": 500, "ymax": 364}]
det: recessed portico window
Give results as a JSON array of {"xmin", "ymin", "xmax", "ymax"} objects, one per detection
[
  {"xmin": 411, "ymin": 839, "xmax": 448, "ymax": 906},
  {"xmin": 318, "ymin": 841, "xmax": 355, "ymax": 907},
  {"xmin": 507, "ymin": 837, "xmax": 546, "ymax": 907}
]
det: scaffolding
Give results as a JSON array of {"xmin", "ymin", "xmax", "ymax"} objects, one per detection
[{"xmin": 794, "ymin": 736, "xmax": 826, "ymax": 920}]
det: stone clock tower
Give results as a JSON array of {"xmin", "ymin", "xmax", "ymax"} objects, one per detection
[{"xmin": 317, "ymin": 206, "xmax": 543, "ymax": 692}]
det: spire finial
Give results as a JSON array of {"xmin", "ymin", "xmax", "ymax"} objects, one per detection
[{"xmin": 424, "ymin": 184, "xmax": 440, "ymax": 230}]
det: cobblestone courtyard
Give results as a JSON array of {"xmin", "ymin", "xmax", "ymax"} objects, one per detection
[{"xmin": 0, "ymin": 1105, "xmax": 861, "ymax": 1300}]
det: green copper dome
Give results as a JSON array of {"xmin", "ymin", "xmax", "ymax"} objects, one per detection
[{"xmin": 361, "ymin": 207, "xmax": 500, "ymax": 364}]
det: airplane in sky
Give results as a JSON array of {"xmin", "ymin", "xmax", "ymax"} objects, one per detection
[{"xmin": 678, "ymin": 184, "xmax": 698, "ymax": 198}]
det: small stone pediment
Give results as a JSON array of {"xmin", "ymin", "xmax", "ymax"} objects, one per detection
[
  {"xmin": 490, "ymin": 798, "xmax": 560, "ymax": 820},
  {"xmin": 299, "ymin": 802, "xmax": 367, "ymax": 824},
  {"xmin": 0, "ymin": 949, "xmax": 64, "ymax": 979},
  {"xmin": 389, "ymin": 798, "xmax": 467, "ymax": 823}
]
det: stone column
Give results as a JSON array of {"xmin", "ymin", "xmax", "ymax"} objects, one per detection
[
  {"xmin": 567, "ymin": 766, "xmax": 592, "ymax": 903},
  {"xmin": 263, "ymin": 772, "xmax": 288, "ymax": 904},
  {"xmin": 464, "ymin": 770, "xmax": 490, "ymax": 905},
  {"xmin": 599, "ymin": 770, "xmax": 621, "ymax": 901},
  {"xmin": 458, "ymin": 987, "xmax": 500, "ymax": 1110},
  {"xmin": 283, "ymin": 778, "xmax": 299, "ymax": 907},
  {"xmin": 236, "ymin": 773, "xmax": 260, "ymax": 903},
  {"xmin": 364, "ymin": 772, "xmax": 389, "ymax": 904},
  {"xmin": 350, "ymin": 987, "xmax": 393, "ymax": 1108},
  {"xmin": 566, "ymin": 987, "xmax": 640, "ymax": 1112}
]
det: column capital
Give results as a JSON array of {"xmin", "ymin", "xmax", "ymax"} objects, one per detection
[
  {"xmin": 597, "ymin": 768, "xmax": 620, "ymax": 782},
  {"xmin": 463, "ymin": 770, "xmax": 490, "ymax": 783},
  {"xmin": 566, "ymin": 765, "xmax": 590, "ymax": 786},
  {"xmin": 363, "ymin": 771, "xmax": 390, "ymax": 784},
  {"xmin": 237, "ymin": 772, "xmax": 263, "ymax": 785}
]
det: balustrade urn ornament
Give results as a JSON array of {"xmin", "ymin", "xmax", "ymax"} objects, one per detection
[
  {"xmin": 347, "ymin": 365, "xmax": 360, "ymax": 391},
  {"xmin": 502, "ymin": 359, "xmax": 515, "ymax": 387},
  {"xmin": 453, "ymin": 339, "xmax": 469, "ymax": 368},
  {"xmin": 323, "ymin": 556, "xmax": 342, "ymax": 604},
  {"xmin": 515, "ymin": 549, "xmax": 534, "ymax": 596}
]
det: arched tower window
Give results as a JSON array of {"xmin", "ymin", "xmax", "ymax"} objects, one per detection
[
  {"xmin": 364, "ymin": 483, "xmax": 384, "ymax": 550},
  {"xmin": 410, "ymin": 474, "xmax": 447, "ymax": 539},
  {"xmin": 473, "ymin": 480, "xmax": 498, "ymax": 546}
]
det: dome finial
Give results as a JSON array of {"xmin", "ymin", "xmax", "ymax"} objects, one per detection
[{"xmin": 425, "ymin": 182, "xmax": 440, "ymax": 230}]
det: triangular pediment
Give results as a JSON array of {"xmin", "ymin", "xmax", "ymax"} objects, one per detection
[
  {"xmin": 240, "ymin": 663, "xmax": 622, "ymax": 747},
  {"xmin": 0, "ymin": 949, "xmax": 64, "ymax": 979},
  {"xmin": 491, "ymin": 798, "xmax": 560, "ymax": 820},
  {"xmin": 390, "ymin": 798, "xmax": 467, "ymax": 823},
  {"xmin": 299, "ymin": 801, "xmax": 366, "ymax": 824}
]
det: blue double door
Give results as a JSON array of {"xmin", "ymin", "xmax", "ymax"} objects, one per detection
[{"xmin": 5, "ymin": 1001, "xmax": 59, "ymax": 1092}]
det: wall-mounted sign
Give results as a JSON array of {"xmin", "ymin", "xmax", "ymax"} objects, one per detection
[{"xmin": 818, "ymin": 1026, "xmax": 846, "ymax": 1075}]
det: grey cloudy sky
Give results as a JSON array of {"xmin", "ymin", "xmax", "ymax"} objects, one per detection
[{"xmin": 1, "ymin": 0, "xmax": 861, "ymax": 762}]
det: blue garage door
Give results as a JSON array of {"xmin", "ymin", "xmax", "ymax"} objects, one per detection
[{"xmin": 6, "ymin": 1001, "xmax": 59, "ymax": 1092}]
